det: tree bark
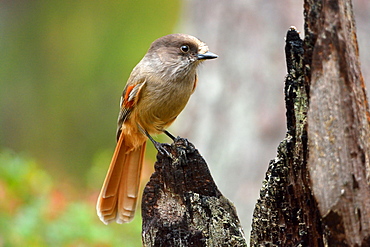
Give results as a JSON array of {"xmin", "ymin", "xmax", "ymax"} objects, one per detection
[
  {"xmin": 141, "ymin": 138, "xmax": 247, "ymax": 247},
  {"xmin": 305, "ymin": 0, "xmax": 370, "ymax": 245},
  {"xmin": 251, "ymin": 0, "xmax": 370, "ymax": 246},
  {"xmin": 250, "ymin": 27, "xmax": 324, "ymax": 247}
]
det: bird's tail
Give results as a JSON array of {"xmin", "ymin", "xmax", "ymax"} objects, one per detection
[{"xmin": 96, "ymin": 133, "xmax": 146, "ymax": 224}]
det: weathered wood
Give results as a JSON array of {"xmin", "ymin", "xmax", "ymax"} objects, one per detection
[
  {"xmin": 142, "ymin": 138, "xmax": 247, "ymax": 247},
  {"xmin": 305, "ymin": 0, "xmax": 370, "ymax": 245},
  {"xmin": 250, "ymin": 27, "xmax": 324, "ymax": 247},
  {"xmin": 251, "ymin": 0, "xmax": 370, "ymax": 246}
]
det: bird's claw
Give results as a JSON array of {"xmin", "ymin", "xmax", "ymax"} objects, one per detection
[{"xmin": 153, "ymin": 141, "xmax": 172, "ymax": 158}]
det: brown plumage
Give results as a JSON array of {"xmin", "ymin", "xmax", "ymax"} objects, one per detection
[{"xmin": 96, "ymin": 33, "xmax": 217, "ymax": 224}]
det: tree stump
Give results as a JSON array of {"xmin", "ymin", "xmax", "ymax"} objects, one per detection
[
  {"xmin": 141, "ymin": 138, "xmax": 247, "ymax": 247},
  {"xmin": 250, "ymin": 27, "xmax": 324, "ymax": 247},
  {"xmin": 251, "ymin": 0, "xmax": 370, "ymax": 246},
  {"xmin": 305, "ymin": 0, "xmax": 370, "ymax": 245}
]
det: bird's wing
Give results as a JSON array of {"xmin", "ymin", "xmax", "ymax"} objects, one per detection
[{"xmin": 116, "ymin": 79, "xmax": 146, "ymax": 140}]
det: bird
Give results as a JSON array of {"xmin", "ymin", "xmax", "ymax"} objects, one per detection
[{"xmin": 96, "ymin": 33, "xmax": 218, "ymax": 224}]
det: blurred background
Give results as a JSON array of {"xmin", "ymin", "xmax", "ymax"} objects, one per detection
[{"xmin": 0, "ymin": 0, "xmax": 369, "ymax": 246}]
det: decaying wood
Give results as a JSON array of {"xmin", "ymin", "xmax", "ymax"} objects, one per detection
[
  {"xmin": 250, "ymin": 27, "xmax": 324, "ymax": 247},
  {"xmin": 305, "ymin": 0, "xmax": 370, "ymax": 245},
  {"xmin": 141, "ymin": 138, "xmax": 247, "ymax": 247},
  {"xmin": 251, "ymin": 0, "xmax": 370, "ymax": 246}
]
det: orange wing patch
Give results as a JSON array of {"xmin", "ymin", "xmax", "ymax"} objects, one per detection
[
  {"xmin": 124, "ymin": 85, "xmax": 136, "ymax": 109},
  {"xmin": 116, "ymin": 81, "xmax": 146, "ymax": 140}
]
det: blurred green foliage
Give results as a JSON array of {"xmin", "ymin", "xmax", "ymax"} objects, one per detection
[
  {"xmin": 0, "ymin": 1, "xmax": 181, "ymax": 246},
  {"xmin": 0, "ymin": 0, "xmax": 180, "ymax": 182},
  {"xmin": 0, "ymin": 149, "xmax": 142, "ymax": 246}
]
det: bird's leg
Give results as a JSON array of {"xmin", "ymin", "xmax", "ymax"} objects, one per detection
[
  {"xmin": 138, "ymin": 125, "xmax": 172, "ymax": 157},
  {"xmin": 163, "ymin": 130, "xmax": 176, "ymax": 141}
]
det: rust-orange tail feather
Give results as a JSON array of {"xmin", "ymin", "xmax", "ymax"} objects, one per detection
[{"xmin": 96, "ymin": 133, "xmax": 146, "ymax": 224}]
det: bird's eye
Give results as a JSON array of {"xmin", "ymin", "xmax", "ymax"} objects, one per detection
[{"xmin": 180, "ymin": 45, "xmax": 190, "ymax": 53}]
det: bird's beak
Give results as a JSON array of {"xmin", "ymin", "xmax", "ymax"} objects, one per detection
[{"xmin": 197, "ymin": 51, "xmax": 218, "ymax": 60}]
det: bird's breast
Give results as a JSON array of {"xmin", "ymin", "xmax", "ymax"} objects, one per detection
[{"xmin": 135, "ymin": 73, "xmax": 196, "ymax": 133}]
